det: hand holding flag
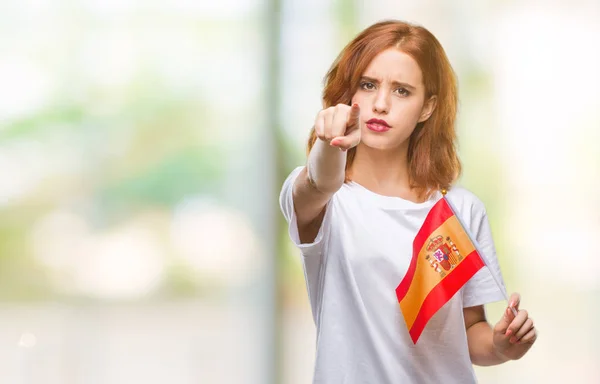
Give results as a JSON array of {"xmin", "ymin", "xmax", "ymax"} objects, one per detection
[{"xmin": 492, "ymin": 292, "xmax": 537, "ymax": 360}]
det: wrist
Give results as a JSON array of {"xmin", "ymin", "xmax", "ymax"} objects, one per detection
[
  {"xmin": 492, "ymin": 341, "xmax": 512, "ymax": 363},
  {"xmin": 314, "ymin": 137, "xmax": 342, "ymax": 153},
  {"xmin": 307, "ymin": 139, "xmax": 346, "ymax": 192}
]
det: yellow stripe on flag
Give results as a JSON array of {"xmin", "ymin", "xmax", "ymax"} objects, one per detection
[{"xmin": 399, "ymin": 215, "xmax": 476, "ymax": 330}]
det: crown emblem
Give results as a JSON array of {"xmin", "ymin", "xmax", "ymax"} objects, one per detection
[{"xmin": 426, "ymin": 235, "xmax": 443, "ymax": 252}]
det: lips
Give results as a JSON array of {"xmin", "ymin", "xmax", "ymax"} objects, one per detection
[{"xmin": 366, "ymin": 118, "xmax": 391, "ymax": 133}]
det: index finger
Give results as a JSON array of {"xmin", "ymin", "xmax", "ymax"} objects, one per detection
[{"xmin": 347, "ymin": 103, "xmax": 360, "ymax": 126}]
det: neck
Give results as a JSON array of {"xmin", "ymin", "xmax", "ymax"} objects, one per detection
[{"xmin": 350, "ymin": 142, "xmax": 419, "ymax": 200}]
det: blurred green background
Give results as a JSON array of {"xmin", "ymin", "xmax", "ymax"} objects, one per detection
[{"xmin": 0, "ymin": 0, "xmax": 598, "ymax": 383}]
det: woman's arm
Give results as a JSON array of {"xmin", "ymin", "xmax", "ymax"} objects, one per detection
[
  {"xmin": 464, "ymin": 305, "xmax": 509, "ymax": 366},
  {"xmin": 293, "ymin": 103, "xmax": 361, "ymax": 244},
  {"xmin": 464, "ymin": 293, "xmax": 537, "ymax": 366}
]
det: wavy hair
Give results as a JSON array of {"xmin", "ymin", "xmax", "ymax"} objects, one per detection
[{"xmin": 307, "ymin": 20, "xmax": 461, "ymax": 198}]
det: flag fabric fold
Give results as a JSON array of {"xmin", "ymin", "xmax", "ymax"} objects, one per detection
[{"xmin": 396, "ymin": 196, "xmax": 486, "ymax": 344}]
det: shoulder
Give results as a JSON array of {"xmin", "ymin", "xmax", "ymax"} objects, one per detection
[
  {"xmin": 279, "ymin": 166, "xmax": 305, "ymax": 214},
  {"xmin": 280, "ymin": 166, "xmax": 305, "ymax": 197},
  {"xmin": 445, "ymin": 186, "xmax": 487, "ymax": 217},
  {"xmin": 283, "ymin": 166, "xmax": 304, "ymax": 185}
]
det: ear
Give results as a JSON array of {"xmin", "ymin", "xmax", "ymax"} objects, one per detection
[{"xmin": 418, "ymin": 95, "xmax": 437, "ymax": 123}]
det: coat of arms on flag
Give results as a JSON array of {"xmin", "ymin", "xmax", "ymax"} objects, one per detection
[{"xmin": 425, "ymin": 235, "xmax": 463, "ymax": 278}]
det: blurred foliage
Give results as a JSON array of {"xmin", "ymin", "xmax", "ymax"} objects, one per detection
[
  {"xmin": 0, "ymin": 75, "xmax": 224, "ymax": 300},
  {"xmin": 334, "ymin": 0, "xmax": 359, "ymax": 45}
]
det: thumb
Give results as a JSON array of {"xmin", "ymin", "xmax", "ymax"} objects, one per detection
[{"xmin": 330, "ymin": 128, "xmax": 360, "ymax": 151}]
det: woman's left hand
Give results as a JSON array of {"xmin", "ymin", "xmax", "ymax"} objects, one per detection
[{"xmin": 492, "ymin": 293, "xmax": 537, "ymax": 360}]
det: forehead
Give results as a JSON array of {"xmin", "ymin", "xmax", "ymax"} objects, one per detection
[{"xmin": 362, "ymin": 48, "xmax": 423, "ymax": 85}]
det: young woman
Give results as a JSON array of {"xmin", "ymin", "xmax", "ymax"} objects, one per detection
[{"xmin": 279, "ymin": 20, "xmax": 537, "ymax": 383}]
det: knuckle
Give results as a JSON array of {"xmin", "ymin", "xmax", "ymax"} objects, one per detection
[
  {"xmin": 528, "ymin": 331, "xmax": 538, "ymax": 341},
  {"xmin": 314, "ymin": 123, "xmax": 324, "ymax": 135},
  {"xmin": 335, "ymin": 104, "xmax": 348, "ymax": 114}
]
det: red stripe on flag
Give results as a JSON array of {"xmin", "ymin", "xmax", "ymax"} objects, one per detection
[
  {"xmin": 408, "ymin": 250, "xmax": 485, "ymax": 343},
  {"xmin": 396, "ymin": 198, "xmax": 454, "ymax": 301}
]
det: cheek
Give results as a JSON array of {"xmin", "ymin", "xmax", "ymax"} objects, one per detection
[
  {"xmin": 390, "ymin": 99, "xmax": 424, "ymax": 124},
  {"xmin": 351, "ymin": 93, "xmax": 364, "ymax": 106}
]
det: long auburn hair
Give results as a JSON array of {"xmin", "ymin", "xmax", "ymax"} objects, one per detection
[{"xmin": 307, "ymin": 20, "xmax": 461, "ymax": 199}]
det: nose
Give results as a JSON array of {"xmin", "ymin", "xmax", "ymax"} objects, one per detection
[{"xmin": 372, "ymin": 89, "xmax": 390, "ymax": 114}]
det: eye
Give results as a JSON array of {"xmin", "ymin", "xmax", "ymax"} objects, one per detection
[
  {"xmin": 360, "ymin": 81, "xmax": 375, "ymax": 90},
  {"xmin": 395, "ymin": 87, "xmax": 410, "ymax": 97}
]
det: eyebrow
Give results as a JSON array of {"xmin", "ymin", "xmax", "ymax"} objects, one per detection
[{"xmin": 360, "ymin": 76, "xmax": 417, "ymax": 91}]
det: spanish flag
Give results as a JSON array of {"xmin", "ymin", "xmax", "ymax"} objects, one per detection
[{"xmin": 396, "ymin": 196, "xmax": 485, "ymax": 343}]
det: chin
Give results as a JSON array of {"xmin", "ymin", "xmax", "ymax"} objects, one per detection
[{"xmin": 360, "ymin": 134, "xmax": 404, "ymax": 151}]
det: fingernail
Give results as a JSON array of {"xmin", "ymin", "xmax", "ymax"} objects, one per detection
[
  {"xmin": 510, "ymin": 337, "xmax": 517, "ymax": 344},
  {"xmin": 505, "ymin": 329, "xmax": 512, "ymax": 337}
]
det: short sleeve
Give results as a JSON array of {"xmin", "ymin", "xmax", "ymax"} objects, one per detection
[
  {"xmin": 461, "ymin": 206, "xmax": 507, "ymax": 308},
  {"xmin": 279, "ymin": 166, "xmax": 333, "ymax": 256}
]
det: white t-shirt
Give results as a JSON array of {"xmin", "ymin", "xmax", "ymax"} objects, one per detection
[{"xmin": 279, "ymin": 166, "xmax": 506, "ymax": 384}]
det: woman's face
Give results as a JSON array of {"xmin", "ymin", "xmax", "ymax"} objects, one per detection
[{"xmin": 351, "ymin": 48, "xmax": 436, "ymax": 151}]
